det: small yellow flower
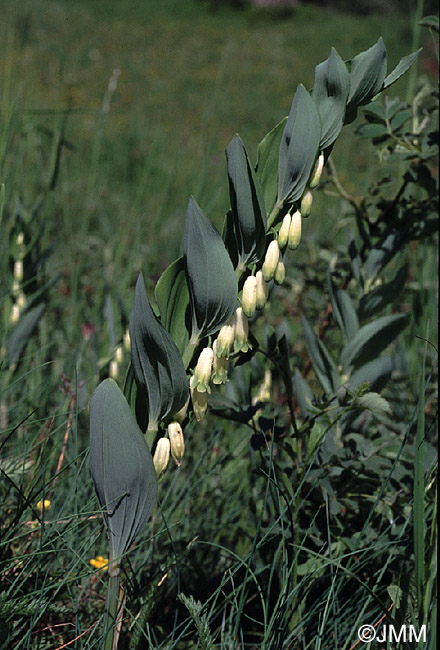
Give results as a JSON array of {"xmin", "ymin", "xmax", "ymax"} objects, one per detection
[
  {"xmin": 36, "ymin": 499, "xmax": 51, "ymax": 512},
  {"xmin": 90, "ymin": 555, "xmax": 109, "ymax": 571}
]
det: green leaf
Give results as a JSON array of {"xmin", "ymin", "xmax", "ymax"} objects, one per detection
[
  {"xmin": 358, "ymin": 264, "xmax": 407, "ymax": 321},
  {"xmin": 355, "ymin": 391, "xmax": 392, "ymax": 417},
  {"xmin": 6, "ymin": 303, "xmax": 46, "ymax": 368},
  {"xmin": 90, "ymin": 378, "xmax": 157, "ymax": 572},
  {"xmin": 327, "ymin": 269, "xmax": 359, "ymax": 341},
  {"xmin": 278, "ymin": 84, "xmax": 321, "ymax": 204},
  {"xmin": 226, "ymin": 134, "xmax": 267, "ymax": 265},
  {"xmin": 348, "ymin": 356, "xmax": 393, "ymax": 393},
  {"xmin": 346, "ymin": 38, "xmax": 387, "ymax": 118},
  {"xmin": 293, "ymin": 369, "xmax": 315, "ymax": 418},
  {"xmin": 357, "ymin": 123, "xmax": 389, "ymax": 139},
  {"xmin": 346, "ymin": 229, "xmax": 362, "ymax": 286},
  {"xmin": 301, "ymin": 313, "xmax": 340, "ymax": 396},
  {"xmin": 129, "ymin": 273, "xmax": 188, "ymax": 432},
  {"xmin": 364, "ymin": 231, "xmax": 401, "ymax": 285},
  {"xmin": 340, "ymin": 313, "xmax": 409, "ymax": 373},
  {"xmin": 390, "ymin": 109, "xmax": 411, "ymax": 131},
  {"xmin": 312, "ymin": 47, "xmax": 350, "ymax": 150},
  {"xmin": 0, "ymin": 183, "xmax": 5, "ymax": 225},
  {"xmin": 155, "ymin": 257, "xmax": 191, "ymax": 355},
  {"xmin": 382, "ymin": 49, "xmax": 422, "ymax": 91},
  {"xmin": 419, "ymin": 15, "xmax": 439, "ymax": 32},
  {"xmin": 184, "ymin": 197, "xmax": 238, "ymax": 341},
  {"xmin": 306, "ymin": 420, "xmax": 326, "ymax": 462},
  {"xmin": 256, "ymin": 117, "xmax": 287, "ymax": 215}
]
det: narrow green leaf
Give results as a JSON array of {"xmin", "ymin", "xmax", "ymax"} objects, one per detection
[
  {"xmin": 346, "ymin": 229, "xmax": 362, "ymax": 286},
  {"xmin": 358, "ymin": 264, "xmax": 407, "ymax": 321},
  {"xmin": 348, "ymin": 356, "xmax": 393, "ymax": 393},
  {"xmin": 346, "ymin": 38, "xmax": 387, "ymax": 119},
  {"xmin": 312, "ymin": 47, "xmax": 350, "ymax": 150},
  {"xmin": 419, "ymin": 15, "xmax": 439, "ymax": 32},
  {"xmin": 278, "ymin": 84, "xmax": 321, "ymax": 204},
  {"xmin": 340, "ymin": 313, "xmax": 409, "ymax": 372},
  {"xmin": 6, "ymin": 303, "xmax": 46, "ymax": 368},
  {"xmin": 90, "ymin": 379, "xmax": 157, "ymax": 571},
  {"xmin": 0, "ymin": 183, "xmax": 5, "ymax": 225},
  {"xmin": 256, "ymin": 117, "xmax": 287, "ymax": 214},
  {"xmin": 293, "ymin": 369, "xmax": 315, "ymax": 418},
  {"xmin": 382, "ymin": 49, "xmax": 422, "ymax": 91},
  {"xmin": 184, "ymin": 197, "xmax": 237, "ymax": 341},
  {"xmin": 414, "ymin": 337, "xmax": 427, "ymax": 616},
  {"xmin": 129, "ymin": 274, "xmax": 188, "ymax": 432},
  {"xmin": 226, "ymin": 134, "xmax": 267, "ymax": 265},
  {"xmin": 301, "ymin": 313, "xmax": 340, "ymax": 396},
  {"xmin": 327, "ymin": 269, "xmax": 359, "ymax": 341},
  {"xmin": 364, "ymin": 231, "xmax": 401, "ymax": 285},
  {"xmin": 155, "ymin": 257, "xmax": 191, "ymax": 355}
]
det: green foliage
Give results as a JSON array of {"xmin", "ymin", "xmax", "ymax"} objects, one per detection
[
  {"xmin": 184, "ymin": 197, "xmax": 238, "ymax": 343},
  {"xmin": 129, "ymin": 273, "xmax": 189, "ymax": 433},
  {"xmin": 0, "ymin": 3, "xmax": 437, "ymax": 649},
  {"xmin": 90, "ymin": 378, "xmax": 158, "ymax": 574}
]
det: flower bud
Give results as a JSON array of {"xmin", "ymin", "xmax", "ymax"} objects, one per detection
[
  {"xmin": 173, "ymin": 396, "xmax": 190, "ymax": 424},
  {"xmin": 300, "ymin": 190, "xmax": 313, "ymax": 218},
  {"xmin": 123, "ymin": 329, "xmax": 131, "ymax": 351},
  {"xmin": 153, "ymin": 437, "xmax": 170, "ymax": 478},
  {"xmin": 277, "ymin": 213, "xmax": 291, "ymax": 249},
  {"xmin": 16, "ymin": 292, "xmax": 26, "ymax": 310},
  {"xmin": 14, "ymin": 260, "xmax": 23, "ymax": 284},
  {"xmin": 109, "ymin": 360, "xmax": 119, "ymax": 380},
  {"xmin": 309, "ymin": 153, "xmax": 324, "ymax": 189},
  {"xmin": 115, "ymin": 345, "xmax": 123, "ymax": 364},
  {"xmin": 288, "ymin": 210, "xmax": 302, "ymax": 250},
  {"xmin": 215, "ymin": 317, "xmax": 235, "ymax": 358},
  {"xmin": 255, "ymin": 270, "xmax": 269, "ymax": 310},
  {"xmin": 253, "ymin": 369, "xmax": 272, "ymax": 405},
  {"xmin": 191, "ymin": 347, "xmax": 214, "ymax": 393},
  {"xmin": 241, "ymin": 275, "xmax": 257, "ymax": 318},
  {"xmin": 274, "ymin": 259, "xmax": 286, "ymax": 285},
  {"xmin": 262, "ymin": 240, "xmax": 280, "ymax": 282},
  {"xmin": 212, "ymin": 341, "xmax": 228, "ymax": 384},
  {"xmin": 9, "ymin": 303, "xmax": 20, "ymax": 325},
  {"xmin": 233, "ymin": 307, "xmax": 249, "ymax": 354},
  {"xmin": 191, "ymin": 386, "xmax": 208, "ymax": 422},
  {"xmin": 168, "ymin": 422, "xmax": 185, "ymax": 466}
]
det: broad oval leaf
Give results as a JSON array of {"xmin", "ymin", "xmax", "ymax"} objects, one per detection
[
  {"xmin": 256, "ymin": 116, "xmax": 287, "ymax": 215},
  {"xmin": 346, "ymin": 38, "xmax": 387, "ymax": 117},
  {"xmin": 155, "ymin": 256, "xmax": 191, "ymax": 356},
  {"xmin": 226, "ymin": 134, "xmax": 267, "ymax": 265},
  {"xmin": 278, "ymin": 85, "xmax": 321, "ymax": 205},
  {"xmin": 312, "ymin": 47, "xmax": 350, "ymax": 150},
  {"xmin": 90, "ymin": 378, "xmax": 158, "ymax": 572},
  {"xmin": 129, "ymin": 273, "xmax": 188, "ymax": 432},
  {"xmin": 184, "ymin": 197, "xmax": 238, "ymax": 341},
  {"xmin": 301, "ymin": 313, "xmax": 340, "ymax": 396},
  {"xmin": 340, "ymin": 313, "xmax": 409, "ymax": 373}
]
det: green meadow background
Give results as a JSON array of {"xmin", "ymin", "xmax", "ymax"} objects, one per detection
[{"xmin": 0, "ymin": 1, "xmax": 437, "ymax": 648}]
